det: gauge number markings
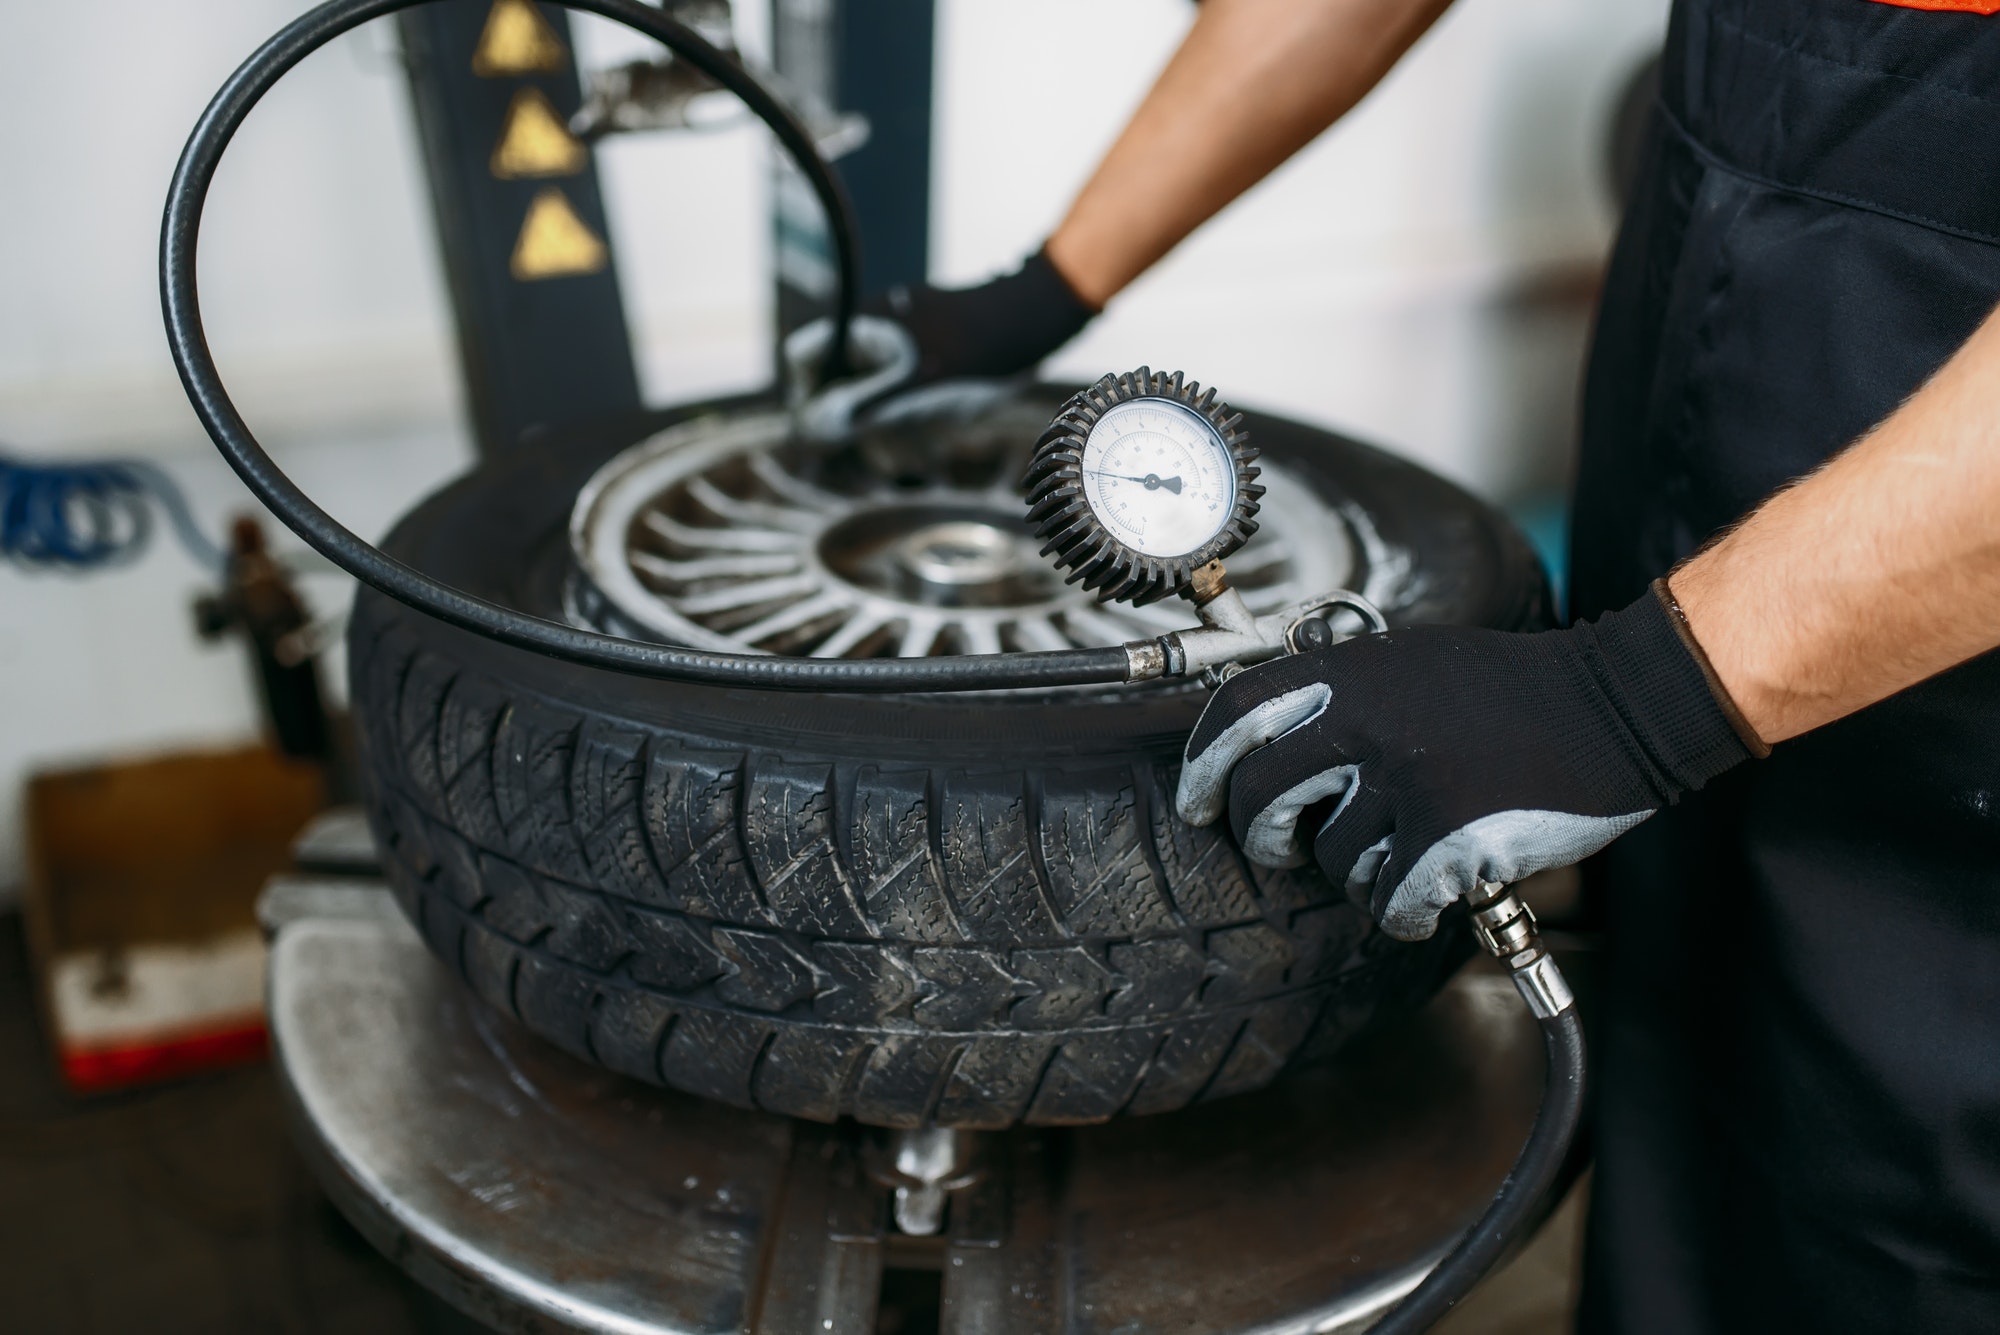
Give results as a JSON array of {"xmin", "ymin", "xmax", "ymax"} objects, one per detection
[{"xmin": 1079, "ymin": 400, "xmax": 1236, "ymax": 559}]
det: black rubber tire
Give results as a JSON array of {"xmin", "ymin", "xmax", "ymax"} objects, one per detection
[{"xmin": 349, "ymin": 390, "xmax": 1550, "ymax": 1129}]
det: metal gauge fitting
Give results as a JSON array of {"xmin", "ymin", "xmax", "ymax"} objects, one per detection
[{"xmin": 1024, "ymin": 368, "xmax": 1263, "ymax": 605}]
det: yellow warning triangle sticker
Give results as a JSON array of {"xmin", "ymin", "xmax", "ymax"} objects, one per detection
[
  {"xmin": 511, "ymin": 188, "xmax": 608, "ymax": 280},
  {"xmin": 471, "ymin": 0, "xmax": 567, "ymax": 78},
  {"xmin": 491, "ymin": 87, "xmax": 587, "ymax": 178}
]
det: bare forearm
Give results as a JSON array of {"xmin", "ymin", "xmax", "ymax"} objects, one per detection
[
  {"xmin": 1672, "ymin": 302, "xmax": 2000, "ymax": 743},
  {"xmin": 1044, "ymin": 0, "xmax": 1455, "ymax": 307}
]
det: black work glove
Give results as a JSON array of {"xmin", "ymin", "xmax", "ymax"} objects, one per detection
[
  {"xmin": 866, "ymin": 245, "xmax": 1099, "ymax": 385},
  {"xmin": 1175, "ymin": 582, "xmax": 1765, "ymax": 940}
]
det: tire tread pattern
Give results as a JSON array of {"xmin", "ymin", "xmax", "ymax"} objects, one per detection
[{"xmin": 353, "ymin": 622, "xmax": 1459, "ymax": 1127}]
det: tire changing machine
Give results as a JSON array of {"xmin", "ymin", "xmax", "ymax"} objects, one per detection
[
  {"xmin": 269, "ymin": 816, "xmax": 1553, "ymax": 1334},
  {"xmin": 262, "ymin": 5, "xmax": 1574, "ymax": 1329}
]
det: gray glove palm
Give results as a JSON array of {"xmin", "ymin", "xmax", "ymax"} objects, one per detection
[{"xmin": 1175, "ymin": 585, "xmax": 1758, "ymax": 939}]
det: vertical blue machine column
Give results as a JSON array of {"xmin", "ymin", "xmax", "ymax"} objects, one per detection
[
  {"xmin": 399, "ymin": 0, "xmax": 643, "ymax": 457},
  {"xmin": 772, "ymin": 0, "xmax": 937, "ymax": 336}
]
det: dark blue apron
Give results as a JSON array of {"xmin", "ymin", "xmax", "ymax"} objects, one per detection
[{"xmin": 1569, "ymin": 0, "xmax": 2000, "ymax": 1328}]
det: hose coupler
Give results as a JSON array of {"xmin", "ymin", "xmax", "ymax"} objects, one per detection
[{"xmin": 1466, "ymin": 880, "xmax": 1574, "ymax": 1020}]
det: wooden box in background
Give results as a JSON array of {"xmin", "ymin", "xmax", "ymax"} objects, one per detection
[{"xmin": 22, "ymin": 744, "xmax": 325, "ymax": 1093}]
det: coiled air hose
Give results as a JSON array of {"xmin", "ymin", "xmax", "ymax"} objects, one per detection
[
  {"xmin": 161, "ymin": 0, "xmax": 1128, "ymax": 694},
  {"xmin": 1, "ymin": 452, "xmax": 225, "ymax": 573},
  {"xmin": 159, "ymin": 4, "xmax": 1584, "ymax": 1327}
]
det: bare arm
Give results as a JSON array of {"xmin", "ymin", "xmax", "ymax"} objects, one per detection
[
  {"xmin": 1043, "ymin": 0, "xmax": 1457, "ymax": 307},
  {"xmin": 1673, "ymin": 302, "xmax": 2000, "ymax": 743}
]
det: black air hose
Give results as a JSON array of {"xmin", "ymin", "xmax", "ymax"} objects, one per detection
[
  {"xmin": 160, "ymin": 0, "xmax": 1132, "ymax": 693},
  {"xmin": 1368, "ymin": 1007, "xmax": 1587, "ymax": 1332}
]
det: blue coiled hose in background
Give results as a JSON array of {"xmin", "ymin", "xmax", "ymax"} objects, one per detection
[{"xmin": 0, "ymin": 452, "xmax": 225, "ymax": 574}]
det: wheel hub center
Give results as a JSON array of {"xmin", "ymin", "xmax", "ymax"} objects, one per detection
[
  {"xmin": 819, "ymin": 507, "xmax": 1063, "ymax": 608},
  {"xmin": 896, "ymin": 521, "xmax": 1025, "ymax": 587}
]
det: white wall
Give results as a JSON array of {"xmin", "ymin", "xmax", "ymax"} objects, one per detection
[
  {"xmin": 0, "ymin": 3, "xmax": 471, "ymax": 905},
  {"xmin": 0, "ymin": 0, "xmax": 1665, "ymax": 900},
  {"xmin": 936, "ymin": 0, "xmax": 1667, "ymax": 499}
]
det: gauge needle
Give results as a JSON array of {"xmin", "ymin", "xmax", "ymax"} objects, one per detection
[{"xmin": 1094, "ymin": 472, "xmax": 1183, "ymax": 494}]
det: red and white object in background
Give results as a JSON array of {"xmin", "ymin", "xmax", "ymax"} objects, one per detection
[
  {"xmin": 44, "ymin": 931, "xmax": 268, "ymax": 1093},
  {"xmin": 1867, "ymin": 0, "xmax": 2000, "ymax": 11}
]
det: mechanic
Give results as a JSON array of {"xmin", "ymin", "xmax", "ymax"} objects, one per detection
[{"xmin": 874, "ymin": 0, "xmax": 2000, "ymax": 1330}]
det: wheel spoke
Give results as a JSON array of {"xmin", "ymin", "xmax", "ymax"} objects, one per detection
[
  {"xmin": 1008, "ymin": 616, "xmax": 1069, "ymax": 651},
  {"xmin": 687, "ymin": 476, "xmax": 819, "ymax": 530},
  {"xmin": 1225, "ymin": 545, "xmax": 1289, "ymax": 581},
  {"xmin": 811, "ymin": 609, "xmax": 890, "ymax": 658},
  {"xmin": 897, "ymin": 615, "xmax": 944, "ymax": 658},
  {"xmin": 675, "ymin": 572, "xmax": 824, "ymax": 616},
  {"xmin": 961, "ymin": 619, "xmax": 1003, "ymax": 656},
  {"xmin": 732, "ymin": 590, "xmax": 852, "ymax": 646},
  {"xmin": 641, "ymin": 510, "xmax": 796, "ymax": 553},
  {"xmin": 1062, "ymin": 605, "xmax": 1145, "ymax": 647},
  {"xmin": 747, "ymin": 452, "xmax": 846, "ymax": 512},
  {"xmin": 630, "ymin": 551, "xmax": 802, "ymax": 583}
]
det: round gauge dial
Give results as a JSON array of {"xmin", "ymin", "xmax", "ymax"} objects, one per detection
[
  {"xmin": 1024, "ymin": 368, "xmax": 1262, "ymax": 605},
  {"xmin": 1079, "ymin": 398, "xmax": 1238, "ymax": 558}
]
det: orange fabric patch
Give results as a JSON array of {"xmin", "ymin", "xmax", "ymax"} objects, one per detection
[{"xmin": 1867, "ymin": 0, "xmax": 2000, "ymax": 11}]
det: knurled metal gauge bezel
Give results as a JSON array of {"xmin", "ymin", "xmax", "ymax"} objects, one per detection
[{"xmin": 1023, "ymin": 368, "xmax": 1262, "ymax": 605}]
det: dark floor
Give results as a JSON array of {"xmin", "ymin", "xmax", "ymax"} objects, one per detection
[{"xmin": 0, "ymin": 912, "xmax": 478, "ymax": 1335}]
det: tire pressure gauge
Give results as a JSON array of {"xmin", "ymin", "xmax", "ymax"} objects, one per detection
[{"xmin": 1025, "ymin": 369, "xmax": 1263, "ymax": 605}]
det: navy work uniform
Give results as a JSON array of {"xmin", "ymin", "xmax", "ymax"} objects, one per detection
[{"xmin": 1571, "ymin": 0, "xmax": 2000, "ymax": 1328}]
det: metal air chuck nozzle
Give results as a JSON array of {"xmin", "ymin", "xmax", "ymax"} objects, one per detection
[{"xmin": 1465, "ymin": 880, "xmax": 1575, "ymax": 1019}]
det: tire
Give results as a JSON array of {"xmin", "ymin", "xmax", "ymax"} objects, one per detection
[{"xmin": 349, "ymin": 389, "xmax": 1550, "ymax": 1129}]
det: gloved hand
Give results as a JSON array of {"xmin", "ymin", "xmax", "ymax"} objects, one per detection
[
  {"xmin": 866, "ymin": 245, "xmax": 1099, "ymax": 386},
  {"xmin": 1175, "ymin": 581, "xmax": 1765, "ymax": 940}
]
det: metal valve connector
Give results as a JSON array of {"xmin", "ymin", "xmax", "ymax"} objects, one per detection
[
  {"xmin": 1119, "ymin": 577, "xmax": 1391, "ymax": 684},
  {"xmin": 1466, "ymin": 880, "xmax": 1575, "ymax": 1020}
]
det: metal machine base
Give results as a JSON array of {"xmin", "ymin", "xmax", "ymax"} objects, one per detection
[{"xmin": 263, "ymin": 880, "xmax": 1546, "ymax": 1334}]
